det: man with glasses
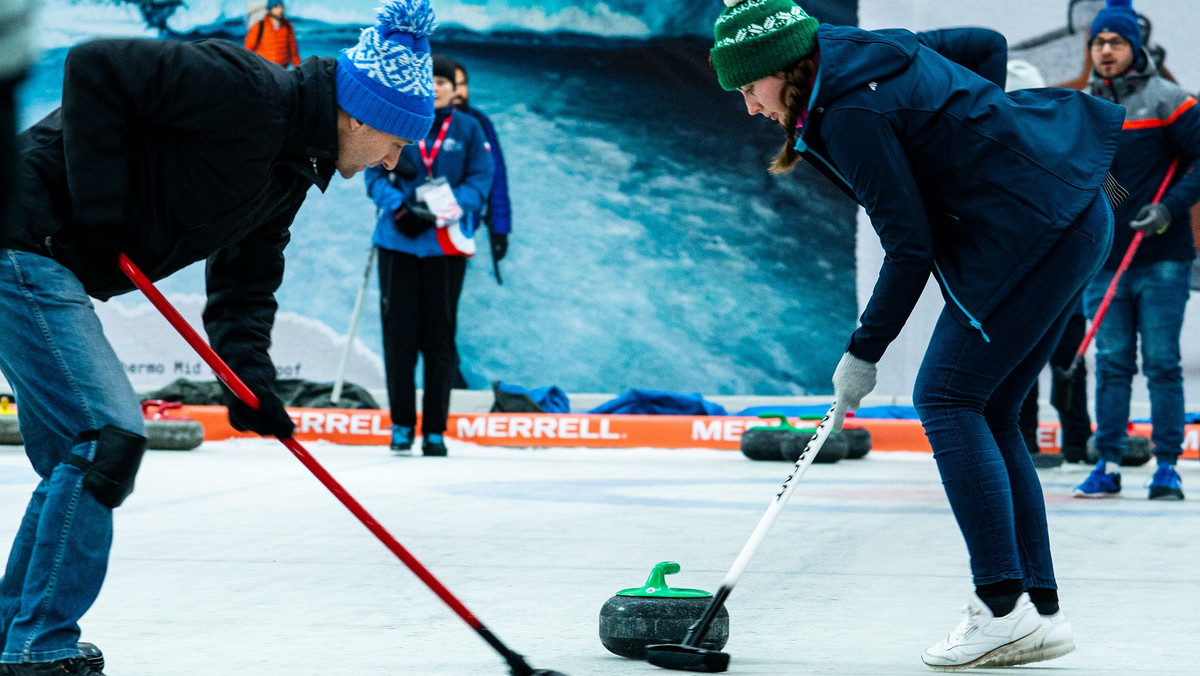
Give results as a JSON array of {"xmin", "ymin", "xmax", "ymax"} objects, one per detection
[{"xmin": 1073, "ymin": 0, "xmax": 1200, "ymax": 500}]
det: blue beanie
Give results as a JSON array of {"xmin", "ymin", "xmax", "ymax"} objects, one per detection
[
  {"xmin": 1090, "ymin": 0, "xmax": 1141, "ymax": 55},
  {"xmin": 267, "ymin": 0, "xmax": 283, "ymax": 9},
  {"xmin": 336, "ymin": 0, "xmax": 437, "ymax": 141}
]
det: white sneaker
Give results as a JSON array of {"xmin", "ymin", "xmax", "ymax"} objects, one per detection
[
  {"xmin": 922, "ymin": 593, "xmax": 1043, "ymax": 670},
  {"xmin": 988, "ymin": 610, "xmax": 1075, "ymax": 666}
]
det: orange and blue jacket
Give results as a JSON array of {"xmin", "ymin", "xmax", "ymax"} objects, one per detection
[{"xmin": 1088, "ymin": 51, "xmax": 1200, "ymax": 269}]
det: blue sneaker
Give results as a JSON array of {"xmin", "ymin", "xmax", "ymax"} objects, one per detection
[
  {"xmin": 422, "ymin": 433, "xmax": 448, "ymax": 457},
  {"xmin": 390, "ymin": 425, "xmax": 414, "ymax": 452},
  {"xmin": 1148, "ymin": 463, "xmax": 1184, "ymax": 500},
  {"xmin": 1073, "ymin": 462, "xmax": 1120, "ymax": 498}
]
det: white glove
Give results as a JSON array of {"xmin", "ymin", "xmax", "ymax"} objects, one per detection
[{"xmin": 832, "ymin": 352, "xmax": 877, "ymax": 432}]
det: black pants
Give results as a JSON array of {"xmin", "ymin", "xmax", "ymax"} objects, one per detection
[
  {"xmin": 1019, "ymin": 311, "xmax": 1093, "ymax": 451},
  {"xmin": 378, "ymin": 249, "xmax": 467, "ymax": 435}
]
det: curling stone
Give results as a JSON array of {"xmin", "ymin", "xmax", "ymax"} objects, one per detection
[
  {"xmin": 599, "ymin": 561, "xmax": 728, "ymax": 660},
  {"xmin": 740, "ymin": 413, "xmax": 809, "ymax": 461},
  {"xmin": 780, "ymin": 427, "xmax": 849, "ymax": 463},
  {"xmin": 841, "ymin": 425, "xmax": 872, "ymax": 459}
]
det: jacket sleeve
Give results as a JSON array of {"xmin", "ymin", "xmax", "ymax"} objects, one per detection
[
  {"xmin": 917, "ymin": 28, "xmax": 1008, "ymax": 89},
  {"xmin": 365, "ymin": 161, "xmax": 412, "ymax": 216},
  {"xmin": 450, "ymin": 121, "xmax": 495, "ymax": 216},
  {"xmin": 202, "ymin": 204, "xmax": 298, "ymax": 392},
  {"xmin": 1161, "ymin": 100, "xmax": 1200, "ymax": 220},
  {"xmin": 821, "ymin": 107, "xmax": 936, "ymax": 364},
  {"xmin": 59, "ymin": 39, "xmax": 268, "ymax": 231},
  {"xmin": 474, "ymin": 111, "xmax": 512, "ymax": 234}
]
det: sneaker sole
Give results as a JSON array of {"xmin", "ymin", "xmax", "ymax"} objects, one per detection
[
  {"xmin": 1072, "ymin": 490, "xmax": 1120, "ymax": 498},
  {"xmin": 1148, "ymin": 490, "xmax": 1184, "ymax": 500},
  {"xmin": 987, "ymin": 634, "xmax": 1075, "ymax": 667},
  {"xmin": 922, "ymin": 626, "xmax": 1044, "ymax": 671}
]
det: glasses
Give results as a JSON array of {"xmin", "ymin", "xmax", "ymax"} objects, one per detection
[{"xmin": 1090, "ymin": 37, "xmax": 1130, "ymax": 50}]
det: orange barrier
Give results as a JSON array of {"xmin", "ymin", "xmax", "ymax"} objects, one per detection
[{"xmin": 175, "ymin": 405, "xmax": 1200, "ymax": 460}]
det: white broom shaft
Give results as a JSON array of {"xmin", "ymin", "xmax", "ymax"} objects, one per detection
[
  {"xmin": 720, "ymin": 407, "xmax": 835, "ymax": 587},
  {"xmin": 331, "ymin": 248, "xmax": 376, "ymax": 404}
]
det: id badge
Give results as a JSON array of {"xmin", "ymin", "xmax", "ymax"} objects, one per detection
[{"xmin": 415, "ymin": 177, "xmax": 463, "ymax": 227}]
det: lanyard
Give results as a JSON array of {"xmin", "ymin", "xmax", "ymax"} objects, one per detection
[{"xmin": 418, "ymin": 112, "xmax": 454, "ymax": 175}]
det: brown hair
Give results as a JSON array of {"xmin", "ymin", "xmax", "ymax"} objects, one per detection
[{"xmin": 768, "ymin": 58, "xmax": 818, "ymax": 174}]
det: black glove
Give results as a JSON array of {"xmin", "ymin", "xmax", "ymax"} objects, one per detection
[
  {"xmin": 225, "ymin": 385, "xmax": 295, "ymax": 438},
  {"xmin": 1130, "ymin": 203, "xmax": 1171, "ymax": 236},
  {"xmin": 394, "ymin": 200, "xmax": 437, "ymax": 238},
  {"xmin": 491, "ymin": 232, "xmax": 508, "ymax": 261},
  {"xmin": 389, "ymin": 153, "xmax": 419, "ymax": 182}
]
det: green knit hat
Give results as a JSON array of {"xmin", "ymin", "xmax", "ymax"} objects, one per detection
[{"xmin": 711, "ymin": 0, "xmax": 819, "ymax": 91}]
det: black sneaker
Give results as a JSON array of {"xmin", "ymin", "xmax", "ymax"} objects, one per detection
[
  {"xmin": 77, "ymin": 643, "xmax": 103, "ymax": 672},
  {"xmin": 422, "ymin": 433, "xmax": 448, "ymax": 456},
  {"xmin": 6, "ymin": 657, "xmax": 104, "ymax": 675}
]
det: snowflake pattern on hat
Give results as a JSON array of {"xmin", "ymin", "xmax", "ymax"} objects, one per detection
[
  {"xmin": 344, "ymin": 29, "xmax": 434, "ymax": 98},
  {"xmin": 715, "ymin": 2, "xmax": 807, "ymax": 48}
]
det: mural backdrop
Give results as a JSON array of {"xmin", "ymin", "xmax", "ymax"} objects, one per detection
[{"xmin": 13, "ymin": 0, "xmax": 860, "ymax": 397}]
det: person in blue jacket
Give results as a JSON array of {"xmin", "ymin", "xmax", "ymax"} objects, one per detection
[
  {"xmin": 711, "ymin": 0, "xmax": 1125, "ymax": 669},
  {"xmin": 366, "ymin": 54, "xmax": 494, "ymax": 457},
  {"xmin": 1071, "ymin": 0, "xmax": 1200, "ymax": 501},
  {"xmin": 452, "ymin": 58, "xmax": 512, "ymax": 269}
]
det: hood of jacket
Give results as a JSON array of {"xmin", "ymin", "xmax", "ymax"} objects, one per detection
[{"xmin": 810, "ymin": 25, "xmax": 919, "ymax": 109}]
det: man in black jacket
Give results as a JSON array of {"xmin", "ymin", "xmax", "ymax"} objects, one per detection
[{"xmin": 0, "ymin": 1, "xmax": 438, "ymax": 672}]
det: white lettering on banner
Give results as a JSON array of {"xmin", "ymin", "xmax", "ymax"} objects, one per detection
[
  {"xmin": 579, "ymin": 418, "xmax": 599, "ymax": 439},
  {"xmin": 534, "ymin": 417, "xmax": 557, "ymax": 438},
  {"xmin": 454, "ymin": 416, "xmax": 621, "ymax": 441},
  {"xmin": 284, "ymin": 411, "xmax": 387, "ymax": 436},
  {"xmin": 693, "ymin": 419, "xmax": 752, "ymax": 442},
  {"xmin": 300, "ymin": 412, "xmax": 323, "ymax": 433},
  {"xmin": 1186, "ymin": 428, "xmax": 1199, "ymax": 451},
  {"xmin": 459, "ymin": 417, "xmax": 486, "ymax": 437},
  {"xmin": 597, "ymin": 419, "xmax": 619, "ymax": 440},
  {"xmin": 326, "ymin": 413, "xmax": 349, "ymax": 434},
  {"xmin": 510, "ymin": 417, "xmax": 533, "ymax": 437},
  {"xmin": 487, "ymin": 417, "xmax": 507, "ymax": 437},
  {"xmin": 693, "ymin": 420, "xmax": 721, "ymax": 441},
  {"xmin": 559, "ymin": 418, "xmax": 578, "ymax": 439}
]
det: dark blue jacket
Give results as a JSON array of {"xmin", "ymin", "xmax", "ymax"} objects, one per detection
[
  {"xmin": 367, "ymin": 107, "xmax": 494, "ymax": 257},
  {"xmin": 460, "ymin": 105, "xmax": 512, "ymax": 235},
  {"xmin": 1088, "ymin": 51, "xmax": 1200, "ymax": 269},
  {"xmin": 795, "ymin": 25, "xmax": 1124, "ymax": 363}
]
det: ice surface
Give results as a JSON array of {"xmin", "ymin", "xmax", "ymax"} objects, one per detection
[{"xmin": 2, "ymin": 441, "xmax": 1197, "ymax": 674}]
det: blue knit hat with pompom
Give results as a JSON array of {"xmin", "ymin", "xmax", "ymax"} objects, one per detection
[
  {"xmin": 336, "ymin": 0, "xmax": 437, "ymax": 141},
  {"xmin": 1090, "ymin": 0, "xmax": 1142, "ymax": 55}
]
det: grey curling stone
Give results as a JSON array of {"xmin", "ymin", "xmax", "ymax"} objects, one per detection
[
  {"xmin": 781, "ymin": 429, "xmax": 849, "ymax": 464},
  {"xmin": 0, "ymin": 411, "xmax": 203, "ymax": 451},
  {"xmin": 1085, "ymin": 435, "xmax": 1152, "ymax": 466},
  {"xmin": 740, "ymin": 426, "xmax": 792, "ymax": 461},
  {"xmin": 740, "ymin": 413, "xmax": 818, "ymax": 461},
  {"xmin": 599, "ymin": 561, "xmax": 729, "ymax": 660},
  {"xmin": 841, "ymin": 427, "xmax": 873, "ymax": 459}
]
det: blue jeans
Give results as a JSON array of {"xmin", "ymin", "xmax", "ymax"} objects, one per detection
[
  {"xmin": 0, "ymin": 249, "xmax": 144, "ymax": 663},
  {"xmin": 1084, "ymin": 259, "xmax": 1191, "ymax": 464},
  {"xmin": 913, "ymin": 192, "xmax": 1112, "ymax": 589}
]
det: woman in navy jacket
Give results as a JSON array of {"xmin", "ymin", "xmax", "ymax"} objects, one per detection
[{"xmin": 711, "ymin": 1, "xmax": 1125, "ymax": 669}]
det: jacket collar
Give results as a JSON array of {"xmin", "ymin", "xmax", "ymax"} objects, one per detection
[
  {"xmin": 1088, "ymin": 49, "xmax": 1154, "ymax": 101},
  {"xmin": 283, "ymin": 56, "xmax": 339, "ymax": 192}
]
